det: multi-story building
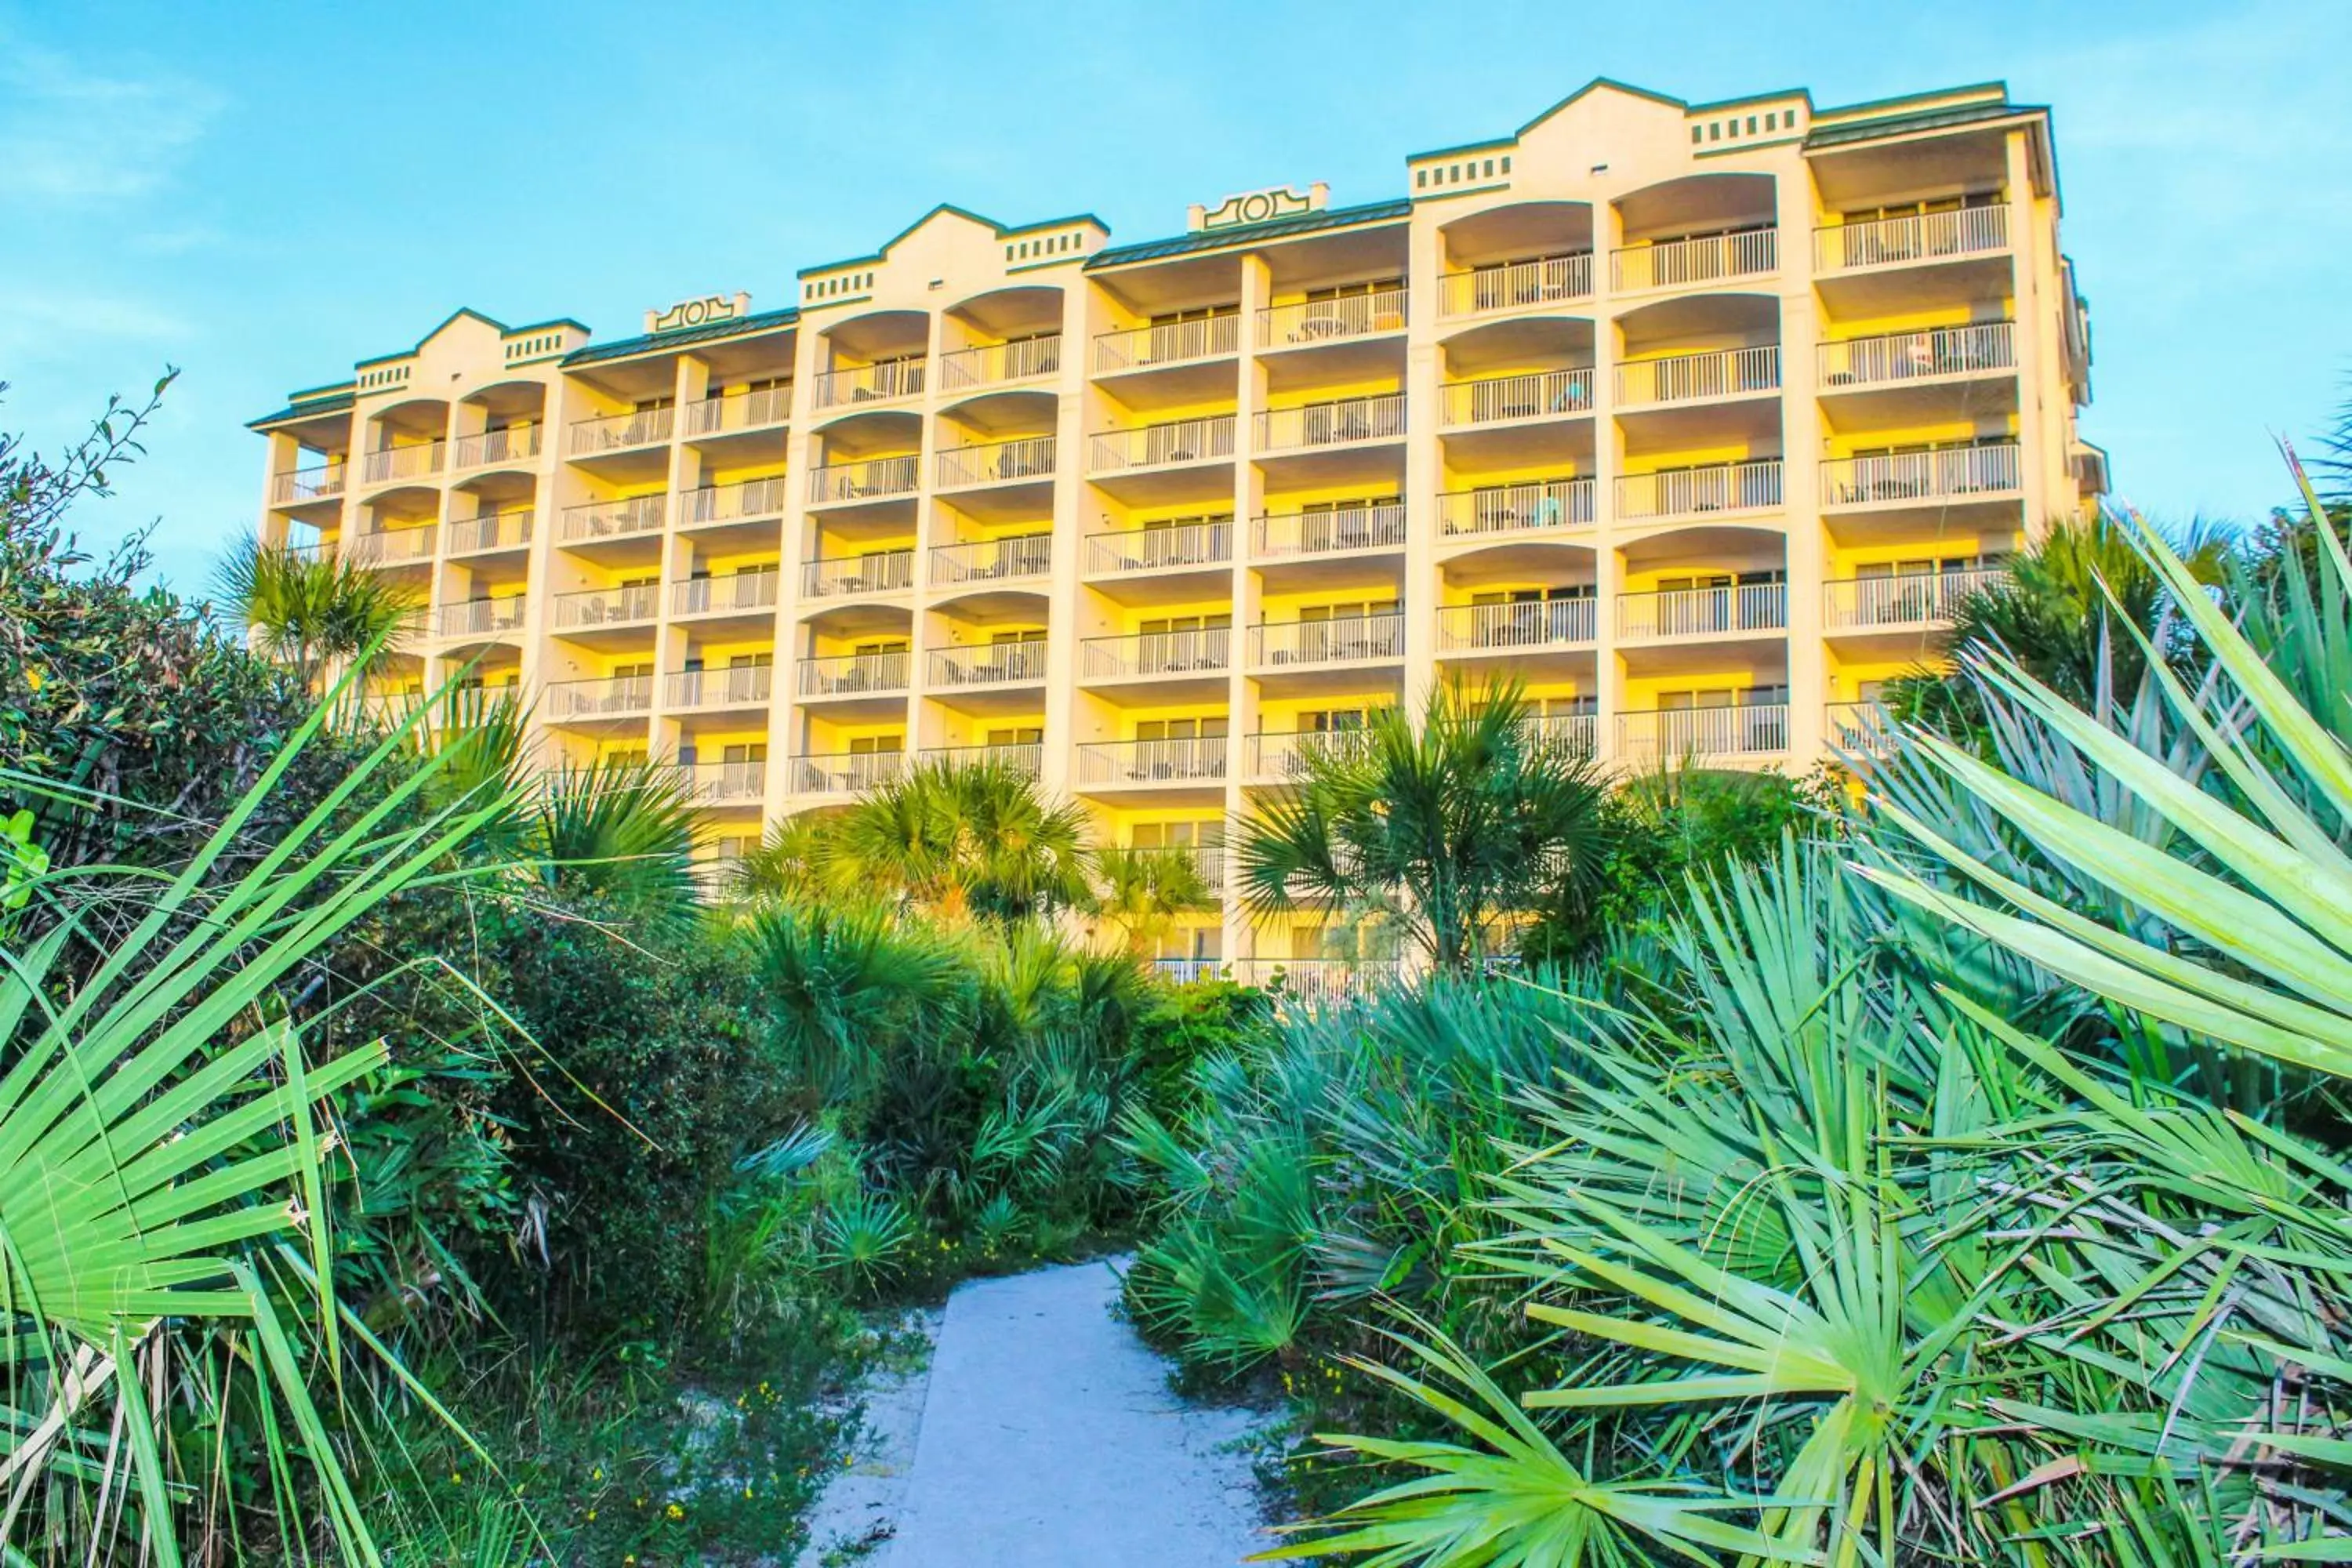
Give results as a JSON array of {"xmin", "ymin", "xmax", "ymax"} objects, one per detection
[{"xmin": 249, "ymin": 76, "xmax": 2102, "ymax": 975}]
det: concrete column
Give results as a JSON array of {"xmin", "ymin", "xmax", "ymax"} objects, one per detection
[
  {"xmin": 1229, "ymin": 252, "xmax": 1272, "ymax": 960},
  {"xmin": 1402, "ymin": 207, "xmax": 1443, "ymax": 715},
  {"xmin": 1776, "ymin": 159, "xmax": 1828, "ymax": 762}
]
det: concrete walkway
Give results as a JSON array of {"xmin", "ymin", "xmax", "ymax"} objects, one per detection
[{"xmin": 860, "ymin": 1258, "xmax": 1271, "ymax": 1567}]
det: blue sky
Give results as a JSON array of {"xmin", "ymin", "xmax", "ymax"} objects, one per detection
[{"xmin": 2, "ymin": 0, "xmax": 2346, "ymax": 593}]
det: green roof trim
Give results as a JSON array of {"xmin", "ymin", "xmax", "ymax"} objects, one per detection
[
  {"xmin": 1686, "ymin": 85, "xmax": 1811, "ymax": 114},
  {"xmin": 1408, "ymin": 77, "xmax": 1691, "ymax": 162},
  {"xmin": 561, "ymin": 306, "xmax": 800, "ymax": 368},
  {"xmin": 248, "ymin": 390, "xmax": 356, "ymax": 430},
  {"xmin": 1815, "ymin": 81, "xmax": 2008, "ymax": 123},
  {"xmin": 353, "ymin": 307, "xmax": 511, "ymax": 367},
  {"xmin": 1086, "ymin": 198, "xmax": 1410, "ymax": 270},
  {"xmin": 1804, "ymin": 100, "xmax": 2036, "ymax": 150},
  {"xmin": 506, "ymin": 317, "xmax": 590, "ymax": 337},
  {"xmin": 797, "ymin": 204, "xmax": 1112, "ymax": 278}
]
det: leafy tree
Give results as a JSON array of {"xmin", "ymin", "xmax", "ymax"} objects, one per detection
[
  {"xmin": 214, "ymin": 533, "xmax": 419, "ymax": 692},
  {"xmin": 827, "ymin": 757, "xmax": 1092, "ymax": 922},
  {"xmin": 1091, "ymin": 844, "xmax": 1216, "ymax": 957}
]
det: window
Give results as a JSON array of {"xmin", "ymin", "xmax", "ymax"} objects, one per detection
[
  {"xmin": 847, "ymin": 735, "xmax": 903, "ymax": 755},
  {"xmin": 1134, "ymin": 716, "xmax": 1229, "ymax": 742},
  {"xmin": 985, "ymin": 726, "xmax": 1043, "ymax": 746},
  {"xmin": 853, "ymin": 638, "xmax": 909, "ymax": 656},
  {"xmin": 721, "ymin": 742, "xmax": 768, "ymax": 764}
]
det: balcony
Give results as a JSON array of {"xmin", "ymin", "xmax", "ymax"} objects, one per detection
[
  {"xmin": 1255, "ymin": 395, "xmax": 1404, "ymax": 453},
  {"xmin": 434, "ymin": 597, "xmax": 524, "ymax": 639},
  {"xmin": 935, "ymin": 434, "xmax": 1056, "ymax": 491},
  {"xmin": 802, "ymin": 550, "xmax": 914, "ymax": 598},
  {"xmin": 552, "ymin": 583, "xmax": 659, "ymax": 630},
  {"xmin": 924, "ymin": 742, "xmax": 1044, "ymax": 779},
  {"xmin": 1531, "ymin": 711, "xmax": 1599, "ymax": 760},
  {"xmin": 1437, "ymin": 478, "xmax": 1593, "ymax": 540},
  {"xmin": 1825, "ymin": 700, "xmax": 1896, "ymax": 755},
  {"xmin": 1254, "ymin": 503, "xmax": 1405, "ymax": 559},
  {"xmin": 1613, "ymin": 459, "xmax": 1782, "ymax": 524},
  {"xmin": 798, "ymin": 649, "xmax": 910, "ymax": 698},
  {"xmin": 1247, "ymin": 728, "xmax": 1374, "ymax": 782},
  {"xmin": 447, "ymin": 512, "xmax": 534, "ymax": 555},
  {"xmin": 684, "ymin": 475, "xmax": 791, "ymax": 525},
  {"xmin": 1824, "ymin": 564, "xmax": 2005, "ymax": 630},
  {"xmin": 1089, "ymin": 416, "xmax": 1236, "ymax": 474},
  {"xmin": 1076, "ymin": 736, "xmax": 1229, "ymax": 787},
  {"xmin": 1081, "ymin": 626, "xmax": 1231, "ymax": 681},
  {"xmin": 545, "ymin": 674, "xmax": 654, "ymax": 722},
  {"xmin": 1438, "ymin": 597, "xmax": 1596, "ymax": 655},
  {"xmin": 807, "ymin": 455, "xmax": 920, "ymax": 506},
  {"xmin": 270, "ymin": 464, "xmax": 347, "ymax": 506},
  {"xmin": 686, "ymin": 384, "xmax": 791, "ymax": 436},
  {"xmin": 795, "ymin": 750, "xmax": 906, "ymax": 796},
  {"xmin": 1439, "ymin": 369, "xmax": 1592, "ymax": 428},
  {"xmin": 1610, "ymin": 227, "xmax": 1777, "ymax": 292},
  {"xmin": 361, "ymin": 443, "xmax": 445, "ymax": 485},
  {"xmin": 454, "ymin": 425, "xmax": 542, "ymax": 469},
  {"xmin": 928, "ymin": 641, "xmax": 1047, "ymax": 689},
  {"xmin": 940, "ymin": 336, "xmax": 1063, "ymax": 390},
  {"xmin": 1087, "ymin": 519, "xmax": 1232, "ymax": 575},
  {"xmin": 1256, "ymin": 287, "xmax": 1408, "ymax": 349},
  {"xmin": 559, "ymin": 495, "xmax": 665, "ymax": 544},
  {"xmin": 1617, "ymin": 581, "xmax": 1787, "ymax": 640},
  {"xmin": 1250, "ymin": 612, "xmax": 1403, "ymax": 670},
  {"xmin": 811, "ymin": 358, "xmax": 926, "ymax": 410},
  {"xmin": 1229, "ymin": 958, "xmax": 1399, "ymax": 1007},
  {"xmin": 1152, "ymin": 957, "xmax": 1228, "ymax": 985},
  {"xmin": 932, "ymin": 534, "xmax": 1053, "ymax": 585},
  {"xmin": 1813, "ymin": 205, "xmax": 2008, "ymax": 273},
  {"xmin": 681, "ymin": 759, "xmax": 768, "ymax": 806},
  {"xmin": 1437, "ymin": 253, "xmax": 1594, "ymax": 318},
  {"xmin": 346, "ymin": 526, "xmax": 436, "ymax": 565},
  {"xmin": 568, "ymin": 406, "xmax": 673, "ymax": 456},
  {"xmin": 1091, "ymin": 314, "xmax": 1241, "ymax": 375},
  {"xmin": 1820, "ymin": 444, "xmax": 2020, "ymax": 510},
  {"xmin": 1614, "ymin": 346, "xmax": 1780, "ymax": 408},
  {"xmin": 1617, "ymin": 702, "xmax": 1790, "ymax": 762},
  {"xmin": 1819, "ymin": 322, "xmax": 2015, "ymax": 389},
  {"xmin": 671, "ymin": 572, "xmax": 781, "ymax": 619},
  {"xmin": 665, "ymin": 665, "xmax": 775, "ymax": 710}
]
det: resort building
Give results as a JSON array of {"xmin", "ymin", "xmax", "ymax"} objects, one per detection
[{"xmin": 249, "ymin": 76, "xmax": 2102, "ymax": 978}]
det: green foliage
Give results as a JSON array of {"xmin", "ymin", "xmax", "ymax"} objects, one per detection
[
  {"xmin": 820, "ymin": 756, "xmax": 1094, "ymax": 921},
  {"xmin": 214, "ymin": 533, "xmax": 420, "ymax": 691}
]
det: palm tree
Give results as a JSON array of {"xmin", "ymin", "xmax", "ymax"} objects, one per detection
[
  {"xmin": 830, "ymin": 757, "xmax": 1092, "ymax": 923},
  {"xmin": 215, "ymin": 535, "xmax": 419, "ymax": 692},
  {"xmin": 1091, "ymin": 844, "xmax": 1215, "ymax": 957},
  {"xmin": 1236, "ymin": 681, "xmax": 1609, "ymax": 974}
]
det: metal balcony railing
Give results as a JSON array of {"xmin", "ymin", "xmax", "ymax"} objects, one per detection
[
  {"xmin": 802, "ymin": 550, "xmax": 914, "ymax": 597},
  {"xmin": 1617, "ymin": 702, "xmax": 1791, "ymax": 761},
  {"xmin": 1087, "ymin": 520, "xmax": 1232, "ymax": 574},
  {"xmin": 922, "ymin": 742, "xmax": 1044, "ymax": 779},
  {"xmin": 434, "ymin": 597, "xmax": 525, "ymax": 638},
  {"xmin": 1613, "ymin": 459, "xmax": 1784, "ymax": 522},
  {"xmin": 1229, "ymin": 959, "xmax": 1400, "ymax": 1006},
  {"xmin": 270, "ymin": 464, "xmax": 347, "ymax": 505},
  {"xmin": 446, "ymin": 512, "xmax": 534, "ymax": 554},
  {"xmin": 1089, "ymin": 416, "xmax": 1236, "ymax": 474},
  {"xmin": 1255, "ymin": 394, "xmax": 1405, "ymax": 452},
  {"xmin": 1610, "ymin": 227, "xmax": 1777, "ymax": 292},
  {"xmin": 568, "ymin": 405, "xmax": 673, "ymax": 456},
  {"xmin": 361, "ymin": 442, "xmax": 445, "ymax": 484},
  {"xmin": 681, "ymin": 759, "xmax": 768, "ymax": 804},
  {"xmin": 931, "ymin": 534, "xmax": 1054, "ymax": 583},
  {"xmin": 544, "ymin": 674, "xmax": 655, "ymax": 721},
  {"xmin": 1617, "ymin": 581, "xmax": 1787, "ymax": 639},
  {"xmin": 666, "ymin": 666, "xmax": 774, "ymax": 709},
  {"xmin": 1614, "ymin": 345, "xmax": 1781, "ymax": 407},
  {"xmin": 807, "ymin": 455, "xmax": 920, "ymax": 505},
  {"xmin": 1437, "ymin": 252, "xmax": 1594, "ymax": 318},
  {"xmin": 1091, "ymin": 314, "xmax": 1240, "ymax": 374},
  {"xmin": 1825, "ymin": 701, "xmax": 1897, "ymax": 755},
  {"xmin": 454, "ymin": 425, "xmax": 541, "ymax": 468},
  {"xmin": 1080, "ymin": 626, "xmax": 1231, "ymax": 680},
  {"xmin": 1439, "ymin": 368, "xmax": 1592, "ymax": 427},
  {"xmin": 558, "ymin": 495, "xmax": 665, "ymax": 543},
  {"xmin": 1247, "ymin": 728, "xmax": 1375, "ymax": 782},
  {"xmin": 1256, "ymin": 287, "xmax": 1408, "ymax": 348},
  {"xmin": 346, "ymin": 526, "xmax": 436, "ymax": 565},
  {"xmin": 1820, "ymin": 444, "xmax": 2021, "ymax": 508},
  {"xmin": 1531, "ymin": 711, "xmax": 1599, "ymax": 760},
  {"xmin": 1253, "ymin": 503, "xmax": 1406, "ymax": 558},
  {"xmin": 671, "ymin": 572, "xmax": 781, "ymax": 617},
  {"xmin": 1075, "ymin": 736, "xmax": 1229, "ymax": 786},
  {"xmin": 1823, "ymin": 565, "xmax": 2005, "ymax": 629},
  {"xmin": 1813, "ymin": 205, "xmax": 2009, "ymax": 272},
  {"xmin": 1249, "ymin": 612, "xmax": 1405, "ymax": 668},
  {"xmin": 797, "ymin": 650, "xmax": 910, "ymax": 698},
  {"xmin": 794, "ymin": 751, "xmax": 906, "ymax": 796},
  {"xmin": 810, "ymin": 358, "xmax": 926, "ymax": 409},
  {"xmin": 1438, "ymin": 597, "xmax": 1597, "ymax": 653},
  {"xmin": 928, "ymin": 641, "xmax": 1047, "ymax": 688},
  {"xmin": 551, "ymin": 583, "xmax": 660, "ymax": 630},
  {"xmin": 685, "ymin": 475, "xmax": 791, "ymax": 524},
  {"xmin": 1437, "ymin": 478, "xmax": 1593, "ymax": 538},
  {"xmin": 1818, "ymin": 322, "xmax": 2015, "ymax": 388},
  {"xmin": 935, "ymin": 434, "xmax": 1056, "ymax": 489},
  {"xmin": 939, "ymin": 335, "xmax": 1063, "ymax": 389},
  {"xmin": 685, "ymin": 383, "xmax": 791, "ymax": 436}
]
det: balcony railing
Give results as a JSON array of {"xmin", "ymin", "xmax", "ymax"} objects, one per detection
[
  {"xmin": 929, "ymin": 641, "xmax": 1047, "ymax": 688},
  {"xmin": 672, "ymin": 572, "xmax": 781, "ymax": 618},
  {"xmin": 454, "ymin": 425, "xmax": 542, "ymax": 468},
  {"xmin": 447, "ymin": 511, "xmax": 534, "ymax": 554},
  {"xmin": 1617, "ymin": 702, "xmax": 1791, "ymax": 761},
  {"xmin": 270, "ymin": 464, "xmax": 347, "ymax": 505},
  {"xmin": 1613, "ymin": 459, "xmax": 1783, "ymax": 522},
  {"xmin": 1247, "ymin": 728, "xmax": 1375, "ymax": 782},
  {"xmin": 434, "ymin": 598, "xmax": 525, "ymax": 638},
  {"xmin": 1439, "ymin": 368, "xmax": 1592, "ymax": 427},
  {"xmin": 795, "ymin": 750, "xmax": 906, "ymax": 796},
  {"xmin": 1250, "ymin": 612, "xmax": 1404, "ymax": 668},
  {"xmin": 544, "ymin": 674, "xmax": 654, "ymax": 722},
  {"xmin": 939, "ymin": 335, "xmax": 1063, "ymax": 389},
  {"xmin": 685, "ymin": 384, "xmax": 791, "ymax": 436},
  {"xmin": 923, "ymin": 742, "xmax": 1044, "ymax": 780},
  {"xmin": 551, "ymin": 583, "xmax": 660, "ymax": 630},
  {"xmin": 1091, "ymin": 314, "xmax": 1241, "ymax": 374},
  {"xmin": 1825, "ymin": 701, "xmax": 1896, "ymax": 755},
  {"xmin": 1614, "ymin": 346, "xmax": 1781, "ymax": 407},
  {"xmin": 1257, "ymin": 287, "xmax": 1408, "ymax": 348},
  {"xmin": 1438, "ymin": 597, "xmax": 1597, "ymax": 653},
  {"xmin": 346, "ymin": 526, "xmax": 436, "ymax": 565},
  {"xmin": 1229, "ymin": 959, "xmax": 1399, "ymax": 1006},
  {"xmin": 1437, "ymin": 478, "xmax": 1593, "ymax": 538},
  {"xmin": 1610, "ymin": 227, "xmax": 1777, "ymax": 292},
  {"xmin": 361, "ymin": 443, "xmax": 445, "ymax": 485},
  {"xmin": 1531, "ymin": 711, "xmax": 1599, "ymax": 760},
  {"xmin": 1617, "ymin": 581, "xmax": 1788, "ymax": 639},
  {"xmin": 810, "ymin": 358, "xmax": 926, "ymax": 409},
  {"xmin": 568, "ymin": 406, "xmax": 673, "ymax": 456},
  {"xmin": 681, "ymin": 759, "xmax": 768, "ymax": 804},
  {"xmin": 1824, "ymin": 564, "xmax": 2005, "ymax": 629},
  {"xmin": 802, "ymin": 550, "xmax": 914, "ymax": 597},
  {"xmin": 1081, "ymin": 627, "xmax": 1232, "ymax": 680},
  {"xmin": 1087, "ymin": 520, "xmax": 1232, "ymax": 574},
  {"xmin": 1152, "ymin": 957, "xmax": 1228, "ymax": 985},
  {"xmin": 1818, "ymin": 321, "xmax": 2015, "ymax": 388},
  {"xmin": 1090, "ymin": 416, "xmax": 1236, "ymax": 474},
  {"xmin": 1821, "ymin": 444, "xmax": 2020, "ymax": 509},
  {"xmin": 931, "ymin": 534, "xmax": 1053, "ymax": 583},
  {"xmin": 666, "ymin": 665, "xmax": 774, "ymax": 710},
  {"xmin": 1254, "ymin": 503, "xmax": 1406, "ymax": 559},
  {"xmin": 558, "ymin": 495, "xmax": 665, "ymax": 543},
  {"xmin": 935, "ymin": 434, "xmax": 1056, "ymax": 489},
  {"xmin": 1813, "ymin": 205, "xmax": 2009, "ymax": 272},
  {"xmin": 1256, "ymin": 394, "xmax": 1404, "ymax": 452},
  {"xmin": 798, "ymin": 649, "xmax": 910, "ymax": 698},
  {"xmin": 807, "ymin": 454, "xmax": 920, "ymax": 506},
  {"xmin": 1076, "ymin": 735, "xmax": 1229, "ymax": 787},
  {"xmin": 1437, "ymin": 252, "xmax": 1594, "ymax": 318},
  {"xmin": 685, "ymin": 475, "xmax": 791, "ymax": 524}
]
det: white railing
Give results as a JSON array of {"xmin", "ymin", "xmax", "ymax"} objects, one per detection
[
  {"xmin": 346, "ymin": 526, "xmax": 436, "ymax": 564},
  {"xmin": 810, "ymin": 358, "xmax": 927, "ymax": 408},
  {"xmin": 1087, "ymin": 520, "xmax": 1232, "ymax": 574},
  {"xmin": 551, "ymin": 583, "xmax": 660, "ymax": 629},
  {"xmin": 665, "ymin": 666, "xmax": 774, "ymax": 709},
  {"xmin": 568, "ymin": 406, "xmax": 673, "ymax": 456},
  {"xmin": 447, "ymin": 511, "xmax": 534, "ymax": 554},
  {"xmin": 1247, "ymin": 728, "xmax": 1376, "ymax": 782},
  {"xmin": 1615, "ymin": 346, "xmax": 1780, "ymax": 407},
  {"xmin": 1438, "ymin": 597, "xmax": 1596, "ymax": 652},
  {"xmin": 1617, "ymin": 703, "xmax": 1791, "ymax": 761},
  {"xmin": 1610, "ymin": 227, "xmax": 1777, "ymax": 292},
  {"xmin": 361, "ymin": 443, "xmax": 445, "ymax": 485},
  {"xmin": 1613, "ymin": 459, "xmax": 1783, "ymax": 521},
  {"xmin": 1437, "ymin": 479, "xmax": 1593, "ymax": 538},
  {"xmin": 270, "ymin": 464, "xmax": 347, "ymax": 505},
  {"xmin": 923, "ymin": 742, "xmax": 1044, "ymax": 779},
  {"xmin": 807, "ymin": 454, "xmax": 920, "ymax": 505},
  {"xmin": 685, "ymin": 474, "xmax": 792, "ymax": 524},
  {"xmin": 1250, "ymin": 612, "xmax": 1405, "ymax": 668},
  {"xmin": 797, "ymin": 649, "xmax": 910, "ymax": 697},
  {"xmin": 686, "ymin": 384, "xmax": 791, "ymax": 435},
  {"xmin": 1091, "ymin": 314, "xmax": 1241, "ymax": 373},
  {"xmin": 1257, "ymin": 287, "xmax": 1409, "ymax": 348},
  {"xmin": 802, "ymin": 550, "xmax": 914, "ymax": 597},
  {"xmin": 1825, "ymin": 701, "xmax": 1897, "ymax": 755},
  {"xmin": 434, "ymin": 598, "xmax": 524, "ymax": 638},
  {"xmin": 939, "ymin": 336, "xmax": 1063, "ymax": 389},
  {"xmin": 1820, "ymin": 444, "xmax": 2020, "ymax": 508},
  {"xmin": 1439, "ymin": 368, "xmax": 1592, "ymax": 427},
  {"xmin": 935, "ymin": 434, "xmax": 1057, "ymax": 489},
  {"xmin": 681, "ymin": 759, "xmax": 768, "ymax": 804},
  {"xmin": 1818, "ymin": 322, "xmax": 2014, "ymax": 388},
  {"xmin": 1257, "ymin": 394, "xmax": 1405, "ymax": 452},
  {"xmin": 1152, "ymin": 957, "xmax": 1228, "ymax": 985},
  {"xmin": 1076, "ymin": 736, "xmax": 1229, "ymax": 786},
  {"xmin": 1824, "ymin": 564, "xmax": 2005, "ymax": 628},
  {"xmin": 1081, "ymin": 627, "xmax": 1232, "ymax": 680},
  {"xmin": 1089, "ymin": 416, "xmax": 1236, "ymax": 474},
  {"xmin": 794, "ymin": 751, "xmax": 906, "ymax": 796},
  {"xmin": 1253, "ymin": 503, "xmax": 1406, "ymax": 558},
  {"xmin": 931, "ymin": 534, "xmax": 1054, "ymax": 583},
  {"xmin": 1617, "ymin": 582, "xmax": 1787, "ymax": 639},
  {"xmin": 1229, "ymin": 959, "xmax": 1399, "ymax": 1007},
  {"xmin": 671, "ymin": 572, "xmax": 781, "ymax": 617},
  {"xmin": 1814, "ymin": 205, "xmax": 2009, "ymax": 272},
  {"xmin": 1437, "ymin": 252, "xmax": 1594, "ymax": 318},
  {"xmin": 454, "ymin": 425, "xmax": 541, "ymax": 468},
  {"xmin": 559, "ymin": 495, "xmax": 665, "ymax": 543},
  {"xmin": 1532, "ymin": 711, "xmax": 1599, "ymax": 760},
  {"xmin": 929, "ymin": 641, "xmax": 1048, "ymax": 688},
  {"xmin": 544, "ymin": 674, "xmax": 655, "ymax": 721}
]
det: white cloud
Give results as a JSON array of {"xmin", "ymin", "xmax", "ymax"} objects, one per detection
[{"xmin": 0, "ymin": 38, "xmax": 223, "ymax": 208}]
